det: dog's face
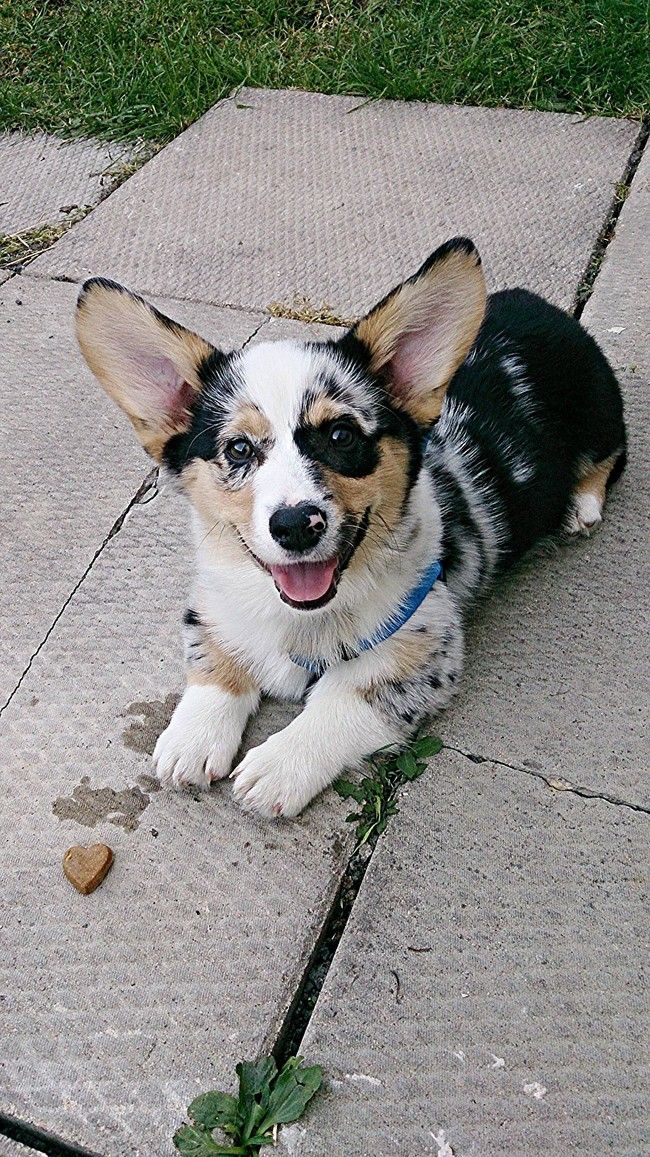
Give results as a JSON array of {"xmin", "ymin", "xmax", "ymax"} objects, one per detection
[
  {"xmin": 167, "ymin": 336, "xmax": 421, "ymax": 609},
  {"xmin": 76, "ymin": 238, "xmax": 485, "ymax": 611}
]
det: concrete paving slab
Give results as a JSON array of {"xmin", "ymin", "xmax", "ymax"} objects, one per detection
[
  {"xmin": 292, "ymin": 751, "xmax": 648, "ymax": 1155},
  {"xmin": 0, "ymin": 484, "xmax": 350, "ymax": 1156},
  {"xmin": 0, "ymin": 278, "xmax": 261, "ymax": 708},
  {"xmin": 0, "ymin": 133, "xmax": 138, "ymax": 236},
  {"xmin": 438, "ymin": 146, "xmax": 650, "ymax": 811},
  {"xmin": 0, "ymin": 1137, "xmax": 42, "ymax": 1156},
  {"xmin": 27, "ymin": 90, "xmax": 637, "ymax": 316}
]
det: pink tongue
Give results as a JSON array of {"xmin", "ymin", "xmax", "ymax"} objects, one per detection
[{"xmin": 270, "ymin": 559, "xmax": 338, "ymax": 603}]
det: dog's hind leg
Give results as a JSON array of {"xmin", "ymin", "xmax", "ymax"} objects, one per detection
[{"xmin": 566, "ymin": 450, "xmax": 626, "ymax": 536}]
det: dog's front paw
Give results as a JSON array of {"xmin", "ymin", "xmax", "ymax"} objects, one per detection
[
  {"xmin": 153, "ymin": 725, "xmax": 224, "ymax": 790},
  {"xmin": 231, "ymin": 732, "xmax": 322, "ymax": 818},
  {"xmin": 153, "ymin": 685, "xmax": 246, "ymax": 790}
]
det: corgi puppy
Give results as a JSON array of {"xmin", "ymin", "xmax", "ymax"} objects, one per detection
[{"xmin": 76, "ymin": 238, "xmax": 626, "ymax": 818}]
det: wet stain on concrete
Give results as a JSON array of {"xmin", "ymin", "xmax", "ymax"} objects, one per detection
[
  {"xmin": 137, "ymin": 773, "xmax": 162, "ymax": 793},
  {"xmin": 53, "ymin": 774, "xmax": 161, "ymax": 832},
  {"xmin": 122, "ymin": 693, "xmax": 178, "ymax": 755}
]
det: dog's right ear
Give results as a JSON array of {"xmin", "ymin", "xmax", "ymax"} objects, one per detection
[
  {"xmin": 76, "ymin": 279, "xmax": 217, "ymax": 462},
  {"xmin": 349, "ymin": 237, "xmax": 486, "ymax": 424}
]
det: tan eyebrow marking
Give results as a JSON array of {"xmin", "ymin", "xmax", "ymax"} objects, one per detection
[
  {"xmin": 301, "ymin": 395, "xmax": 349, "ymax": 428},
  {"xmin": 223, "ymin": 402, "xmax": 273, "ymax": 443}
]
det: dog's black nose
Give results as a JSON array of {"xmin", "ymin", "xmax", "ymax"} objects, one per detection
[{"xmin": 269, "ymin": 504, "xmax": 327, "ymax": 553}]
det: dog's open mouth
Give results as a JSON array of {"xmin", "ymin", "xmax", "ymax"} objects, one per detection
[
  {"xmin": 243, "ymin": 509, "xmax": 370, "ymax": 611},
  {"xmin": 270, "ymin": 508, "xmax": 371, "ymax": 609},
  {"xmin": 270, "ymin": 559, "xmax": 339, "ymax": 609}
]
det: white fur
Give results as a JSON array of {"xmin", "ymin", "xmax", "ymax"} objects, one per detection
[
  {"xmin": 153, "ymin": 683, "xmax": 259, "ymax": 788},
  {"xmin": 250, "ymin": 427, "xmax": 341, "ymax": 564},
  {"xmin": 566, "ymin": 491, "xmax": 603, "ymax": 536},
  {"xmin": 433, "ymin": 404, "xmax": 505, "ymax": 596},
  {"xmin": 438, "ymin": 380, "xmax": 534, "ymax": 486},
  {"xmin": 155, "ymin": 341, "xmax": 469, "ymax": 814},
  {"xmin": 232, "ymin": 666, "xmax": 404, "ymax": 817},
  {"xmin": 511, "ymin": 458, "xmax": 535, "ymax": 484},
  {"xmin": 156, "ymin": 464, "xmax": 461, "ymax": 814},
  {"xmin": 501, "ymin": 353, "xmax": 529, "ymax": 397},
  {"xmin": 193, "ymin": 470, "xmax": 445, "ymax": 691},
  {"xmin": 230, "ymin": 341, "xmax": 373, "ymax": 565},
  {"xmin": 186, "ymin": 486, "xmax": 462, "ymax": 817}
]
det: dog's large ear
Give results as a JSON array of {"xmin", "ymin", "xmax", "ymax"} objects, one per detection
[
  {"xmin": 76, "ymin": 278, "xmax": 217, "ymax": 461},
  {"xmin": 351, "ymin": 238, "xmax": 486, "ymax": 424}
]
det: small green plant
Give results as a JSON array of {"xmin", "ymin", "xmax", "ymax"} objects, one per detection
[
  {"xmin": 335, "ymin": 734, "xmax": 443, "ymax": 849},
  {"xmin": 173, "ymin": 1055, "xmax": 323, "ymax": 1155}
]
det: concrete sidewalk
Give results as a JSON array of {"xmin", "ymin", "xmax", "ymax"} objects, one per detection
[
  {"xmin": 0, "ymin": 133, "xmax": 136, "ymax": 237},
  {"xmin": 0, "ymin": 91, "xmax": 647, "ymax": 1156}
]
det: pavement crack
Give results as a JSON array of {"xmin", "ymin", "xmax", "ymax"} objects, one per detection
[
  {"xmin": 446, "ymin": 744, "xmax": 649, "ymax": 815},
  {"xmin": 19, "ymin": 267, "xmax": 271, "ymax": 321},
  {"xmin": 0, "ymin": 1113, "xmax": 99, "ymax": 1156},
  {"xmin": 241, "ymin": 315, "xmax": 271, "ymax": 347},
  {"xmin": 106, "ymin": 467, "xmax": 159, "ymax": 539},
  {"xmin": 269, "ymin": 718, "xmax": 650, "ymax": 1064},
  {"xmin": 0, "ymin": 468, "xmax": 159, "ymax": 717},
  {"xmin": 573, "ymin": 115, "xmax": 649, "ymax": 317},
  {"xmin": 271, "ymin": 838, "xmax": 371, "ymax": 1066}
]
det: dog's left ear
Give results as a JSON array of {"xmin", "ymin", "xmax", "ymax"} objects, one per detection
[
  {"xmin": 76, "ymin": 278, "xmax": 217, "ymax": 462},
  {"xmin": 351, "ymin": 237, "xmax": 486, "ymax": 424}
]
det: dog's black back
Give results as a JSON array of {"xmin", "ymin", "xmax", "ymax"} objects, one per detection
[{"xmin": 432, "ymin": 289, "xmax": 626, "ymax": 570}]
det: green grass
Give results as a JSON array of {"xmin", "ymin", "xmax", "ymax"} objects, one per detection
[{"xmin": 0, "ymin": 0, "xmax": 647, "ymax": 142}]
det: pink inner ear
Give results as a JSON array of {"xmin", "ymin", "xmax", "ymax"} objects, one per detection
[
  {"xmin": 130, "ymin": 352, "xmax": 192, "ymax": 422},
  {"xmin": 390, "ymin": 321, "xmax": 447, "ymax": 397}
]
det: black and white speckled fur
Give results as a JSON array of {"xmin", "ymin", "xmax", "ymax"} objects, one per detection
[{"xmin": 76, "ymin": 238, "xmax": 626, "ymax": 818}]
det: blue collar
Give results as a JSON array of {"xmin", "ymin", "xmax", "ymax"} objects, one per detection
[{"xmin": 291, "ymin": 556, "xmax": 445, "ymax": 677}]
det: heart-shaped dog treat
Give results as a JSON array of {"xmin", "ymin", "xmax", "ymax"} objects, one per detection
[{"xmin": 63, "ymin": 843, "xmax": 114, "ymax": 895}]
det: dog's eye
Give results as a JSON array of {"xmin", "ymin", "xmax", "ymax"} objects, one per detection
[
  {"xmin": 225, "ymin": 437, "xmax": 254, "ymax": 464},
  {"xmin": 329, "ymin": 422, "xmax": 358, "ymax": 449}
]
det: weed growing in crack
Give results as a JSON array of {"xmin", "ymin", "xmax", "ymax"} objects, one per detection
[
  {"xmin": 173, "ymin": 1055, "xmax": 322, "ymax": 1155},
  {"xmin": 0, "ymin": 145, "xmax": 157, "ymax": 273},
  {"xmin": 265, "ymin": 295, "xmax": 351, "ymax": 326},
  {"xmin": 0, "ymin": 212, "xmax": 91, "ymax": 271},
  {"xmin": 98, "ymin": 144, "xmax": 159, "ymax": 195},
  {"xmin": 335, "ymin": 734, "xmax": 443, "ymax": 850}
]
